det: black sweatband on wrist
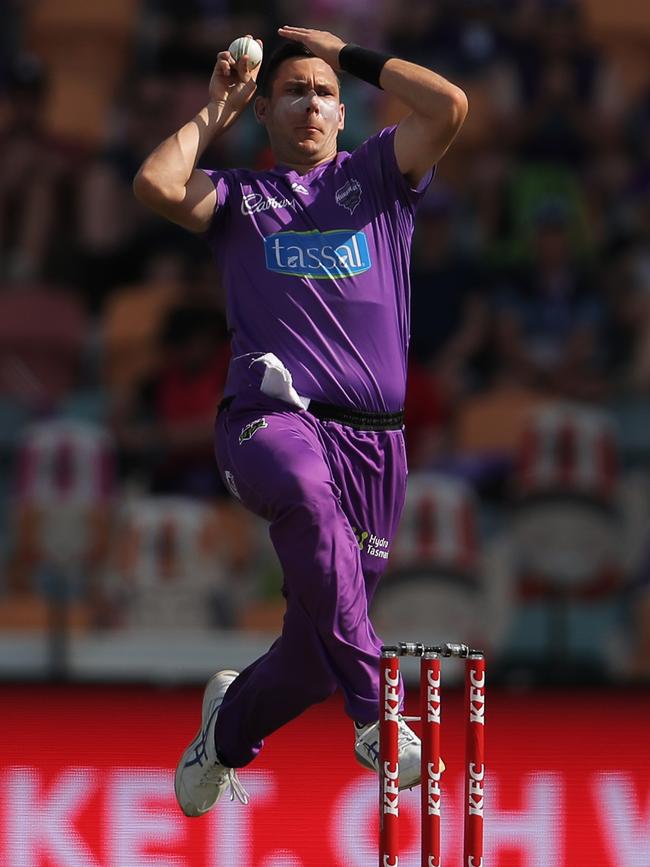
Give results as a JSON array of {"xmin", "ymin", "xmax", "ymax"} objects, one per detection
[{"xmin": 338, "ymin": 43, "xmax": 393, "ymax": 89}]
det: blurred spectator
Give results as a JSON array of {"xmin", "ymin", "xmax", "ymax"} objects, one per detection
[
  {"xmin": 410, "ymin": 185, "xmax": 491, "ymax": 394},
  {"xmin": 518, "ymin": 58, "xmax": 590, "ymax": 167},
  {"xmin": 111, "ymin": 303, "xmax": 230, "ymax": 499},
  {"xmin": 628, "ymin": 90, "xmax": 650, "ymax": 181},
  {"xmin": 454, "ymin": 368, "xmax": 543, "ymax": 464},
  {"xmin": 0, "ymin": 287, "xmax": 89, "ymax": 409},
  {"xmin": 630, "ymin": 538, "xmax": 650, "ymax": 678},
  {"xmin": 462, "ymin": 144, "xmax": 516, "ymax": 259},
  {"xmin": 495, "ymin": 198, "xmax": 606, "ymax": 399},
  {"xmin": 383, "ymin": 0, "xmax": 451, "ymax": 69},
  {"xmin": 75, "ymin": 74, "xmax": 186, "ymax": 310},
  {"xmin": 0, "ymin": 57, "xmax": 69, "ymax": 282},
  {"xmin": 4, "ymin": 419, "xmax": 114, "ymax": 632},
  {"xmin": 0, "ymin": 2, "xmax": 24, "ymax": 90},
  {"xmin": 108, "ymin": 493, "xmax": 234, "ymax": 629},
  {"xmin": 281, "ymin": 0, "xmax": 385, "ymax": 49},
  {"xmin": 582, "ymin": 139, "xmax": 634, "ymax": 248},
  {"xmin": 403, "ymin": 360, "xmax": 448, "ymax": 470},
  {"xmin": 101, "ymin": 247, "xmax": 187, "ymax": 398},
  {"xmin": 504, "ymin": 1, "xmax": 598, "ymax": 106},
  {"xmin": 601, "ymin": 235, "xmax": 650, "ymax": 394}
]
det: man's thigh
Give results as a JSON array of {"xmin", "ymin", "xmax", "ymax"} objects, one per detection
[{"xmin": 214, "ymin": 395, "xmax": 339, "ymax": 521}]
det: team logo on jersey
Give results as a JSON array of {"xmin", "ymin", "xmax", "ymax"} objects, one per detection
[
  {"xmin": 335, "ymin": 178, "xmax": 362, "ymax": 214},
  {"xmin": 264, "ymin": 230, "xmax": 371, "ymax": 279},
  {"xmin": 239, "ymin": 417, "xmax": 268, "ymax": 445},
  {"xmin": 291, "ymin": 182, "xmax": 308, "ymax": 195}
]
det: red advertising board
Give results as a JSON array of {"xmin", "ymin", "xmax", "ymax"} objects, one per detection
[{"xmin": 1, "ymin": 684, "xmax": 650, "ymax": 866}]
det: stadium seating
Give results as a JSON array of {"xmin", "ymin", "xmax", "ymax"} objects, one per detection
[
  {"xmin": 102, "ymin": 282, "xmax": 181, "ymax": 396},
  {"xmin": 109, "ymin": 495, "xmax": 232, "ymax": 629},
  {"xmin": 0, "ymin": 288, "xmax": 87, "ymax": 405},
  {"xmin": 26, "ymin": 0, "xmax": 138, "ymax": 146},
  {"xmin": 3, "ymin": 418, "xmax": 114, "ymax": 628},
  {"xmin": 372, "ymin": 473, "xmax": 503, "ymax": 680}
]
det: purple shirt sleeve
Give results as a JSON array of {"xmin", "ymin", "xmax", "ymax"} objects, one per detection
[{"xmin": 199, "ymin": 168, "xmax": 232, "ymax": 242}]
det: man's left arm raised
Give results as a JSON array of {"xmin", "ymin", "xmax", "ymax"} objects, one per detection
[
  {"xmin": 380, "ymin": 59, "xmax": 468, "ymax": 185},
  {"xmin": 278, "ymin": 25, "xmax": 468, "ymax": 186}
]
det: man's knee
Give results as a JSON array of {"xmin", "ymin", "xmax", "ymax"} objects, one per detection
[
  {"xmin": 305, "ymin": 676, "xmax": 338, "ymax": 704},
  {"xmin": 273, "ymin": 465, "xmax": 338, "ymax": 519}
]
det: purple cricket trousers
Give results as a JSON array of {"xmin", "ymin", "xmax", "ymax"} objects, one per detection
[{"xmin": 212, "ymin": 391, "xmax": 407, "ymax": 768}]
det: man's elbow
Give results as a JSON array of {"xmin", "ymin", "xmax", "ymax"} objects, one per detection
[
  {"xmin": 419, "ymin": 86, "xmax": 468, "ymax": 155},
  {"xmin": 132, "ymin": 164, "xmax": 182, "ymax": 210},
  {"xmin": 446, "ymin": 86, "xmax": 469, "ymax": 133},
  {"xmin": 133, "ymin": 163, "xmax": 153, "ymax": 204}
]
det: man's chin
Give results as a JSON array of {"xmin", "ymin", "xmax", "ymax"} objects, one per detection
[
  {"xmin": 280, "ymin": 138, "xmax": 336, "ymax": 167},
  {"xmin": 293, "ymin": 141, "xmax": 326, "ymax": 161},
  {"xmin": 295, "ymin": 138, "xmax": 320, "ymax": 152}
]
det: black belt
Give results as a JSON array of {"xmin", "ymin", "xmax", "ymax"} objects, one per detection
[
  {"xmin": 218, "ymin": 395, "xmax": 403, "ymax": 431},
  {"xmin": 308, "ymin": 400, "xmax": 403, "ymax": 431}
]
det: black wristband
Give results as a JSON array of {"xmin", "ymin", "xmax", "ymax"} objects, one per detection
[{"xmin": 338, "ymin": 43, "xmax": 393, "ymax": 89}]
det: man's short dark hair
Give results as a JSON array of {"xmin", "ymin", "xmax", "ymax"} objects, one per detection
[{"xmin": 257, "ymin": 41, "xmax": 340, "ymax": 98}]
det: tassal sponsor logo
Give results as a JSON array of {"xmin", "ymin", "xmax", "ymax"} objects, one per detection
[{"xmin": 264, "ymin": 229, "xmax": 371, "ymax": 279}]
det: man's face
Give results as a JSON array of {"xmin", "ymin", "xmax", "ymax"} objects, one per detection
[{"xmin": 255, "ymin": 57, "xmax": 345, "ymax": 166}]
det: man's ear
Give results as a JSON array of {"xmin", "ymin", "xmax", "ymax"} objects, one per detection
[
  {"xmin": 338, "ymin": 101, "xmax": 345, "ymax": 132},
  {"xmin": 254, "ymin": 95, "xmax": 268, "ymax": 125}
]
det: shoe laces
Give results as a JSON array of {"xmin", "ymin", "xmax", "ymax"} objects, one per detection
[
  {"xmin": 398, "ymin": 715, "xmax": 419, "ymax": 749},
  {"xmin": 225, "ymin": 768, "xmax": 250, "ymax": 804},
  {"xmin": 355, "ymin": 716, "xmax": 418, "ymax": 753},
  {"xmin": 201, "ymin": 764, "xmax": 250, "ymax": 805}
]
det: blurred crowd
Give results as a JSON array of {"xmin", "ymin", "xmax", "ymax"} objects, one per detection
[{"xmin": 1, "ymin": 0, "xmax": 650, "ymax": 684}]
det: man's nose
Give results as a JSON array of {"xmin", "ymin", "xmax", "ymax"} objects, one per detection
[{"xmin": 305, "ymin": 90, "xmax": 320, "ymax": 111}]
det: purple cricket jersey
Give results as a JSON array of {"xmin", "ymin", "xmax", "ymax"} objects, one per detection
[{"xmin": 203, "ymin": 125, "xmax": 432, "ymax": 413}]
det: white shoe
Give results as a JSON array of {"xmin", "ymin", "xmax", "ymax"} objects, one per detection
[
  {"xmin": 354, "ymin": 716, "xmax": 445, "ymax": 790},
  {"xmin": 175, "ymin": 670, "xmax": 249, "ymax": 816}
]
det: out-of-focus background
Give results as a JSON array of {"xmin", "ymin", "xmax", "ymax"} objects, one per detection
[{"xmin": 1, "ymin": 1, "xmax": 650, "ymax": 865}]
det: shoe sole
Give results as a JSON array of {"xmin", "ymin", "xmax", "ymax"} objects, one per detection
[{"xmin": 175, "ymin": 670, "xmax": 239, "ymax": 816}]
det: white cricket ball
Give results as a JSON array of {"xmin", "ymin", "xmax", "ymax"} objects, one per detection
[{"xmin": 228, "ymin": 36, "xmax": 263, "ymax": 69}]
